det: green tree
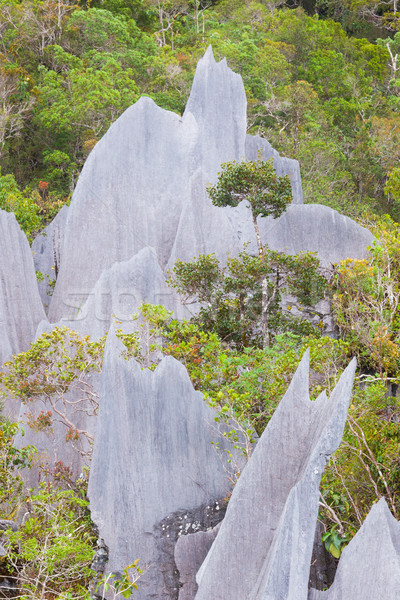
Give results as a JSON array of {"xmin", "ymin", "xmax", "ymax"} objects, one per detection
[
  {"xmin": 169, "ymin": 249, "xmax": 326, "ymax": 349},
  {"xmin": 5, "ymin": 484, "xmax": 96, "ymax": 599},
  {"xmin": 207, "ymin": 155, "xmax": 297, "ymax": 347},
  {"xmin": 0, "ymin": 327, "xmax": 105, "ymax": 460},
  {"xmin": 332, "ymin": 215, "xmax": 400, "ymax": 378}
]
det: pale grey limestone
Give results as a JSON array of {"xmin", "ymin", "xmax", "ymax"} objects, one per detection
[
  {"xmin": 195, "ymin": 351, "xmax": 356, "ymax": 600},
  {"xmin": 31, "ymin": 204, "xmax": 68, "ymax": 309},
  {"xmin": 48, "ymin": 96, "xmax": 200, "ymax": 320},
  {"xmin": 261, "ymin": 204, "xmax": 374, "ymax": 267},
  {"xmin": 308, "ymin": 498, "xmax": 400, "ymax": 600},
  {"xmin": 184, "ymin": 46, "xmax": 247, "ymax": 180},
  {"xmin": 87, "ymin": 329, "xmax": 240, "ymax": 600},
  {"xmin": 42, "ymin": 246, "xmax": 184, "ymax": 340},
  {"xmin": 0, "ymin": 210, "xmax": 46, "ymax": 366},
  {"xmin": 49, "ymin": 47, "xmax": 306, "ymax": 321}
]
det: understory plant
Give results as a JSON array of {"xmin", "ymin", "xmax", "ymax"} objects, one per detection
[
  {"xmin": 4, "ymin": 483, "xmax": 96, "ymax": 600},
  {"xmin": 0, "ymin": 327, "xmax": 106, "ymax": 460}
]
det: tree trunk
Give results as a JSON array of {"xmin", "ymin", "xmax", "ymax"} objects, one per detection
[
  {"xmin": 261, "ymin": 278, "xmax": 269, "ymax": 349},
  {"xmin": 252, "ymin": 210, "xmax": 270, "ymax": 348}
]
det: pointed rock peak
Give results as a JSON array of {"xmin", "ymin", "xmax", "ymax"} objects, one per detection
[
  {"xmin": 324, "ymin": 357, "xmax": 357, "ymax": 420},
  {"xmin": 154, "ymin": 353, "xmax": 194, "ymax": 388},
  {"xmin": 365, "ymin": 497, "xmax": 400, "ymax": 547},
  {"xmin": 183, "ymin": 46, "xmax": 247, "ymax": 169},
  {"xmin": 103, "ymin": 322, "xmax": 131, "ymax": 363},
  {"xmin": 283, "ymin": 348, "xmax": 311, "ymax": 406},
  {"xmin": 203, "ymin": 44, "xmax": 216, "ymax": 63},
  {"xmin": 309, "ymin": 497, "xmax": 400, "ymax": 599},
  {"xmin": 185, "ymin": 44, "xmax": 246, "ymax": 118}
]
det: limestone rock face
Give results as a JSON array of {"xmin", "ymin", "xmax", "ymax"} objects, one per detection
[
  {"xmin": 31, "ymin": 204, "xmax": 68, "ymax": 309},
  {"xmin": 48, "ymin": 47, "xmax": 304, "ymax": 321},
  {"xmin": 87, "ymin": 330, "xmax": 240, "ymax": 600},
  {"xmin": 183, "ymin": 46, "xmax": 247, "ymax": 179},
  {"xmin": 260, "ymin": 204, "xmax": 375, "ymax": 267},
  {"xmin": 43, "ymin": 246, "xmax": 184, "ymax": 340},
  {"xmin": 48, "ymin": 94, "xmax": 196, "ymax": 320},
  {"xmin": 0, "ymin": 210, "xmax": 46, "ymax": 366},
  {"xmin": 174, "ymin": 523, "xmax": 221, "ymax": 600},
  {"xmin": 195, "ymin": 352, "xmax": 356, "ymax": 600},
  {"xmin": 308, "ymin": 498, "xmax": 400, "ymax": 600}
]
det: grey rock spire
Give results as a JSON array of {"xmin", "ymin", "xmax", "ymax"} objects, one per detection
[
  {"xmin": 87, "ymin": 329, "xmax": 242, "ymax": 599},
  {"xmin": 308, "ymin": 498, "xmax": 400, "ymax": 600},
  {"xmin": 194, "ymin": 351, "xmax": 356, "ymax": 600},
  {"xmin": 0, "ymin": 210, "xmax": 46, "ymax": 366}
]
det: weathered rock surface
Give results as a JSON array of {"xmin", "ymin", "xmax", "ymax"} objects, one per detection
[
  {"xmin": 0, "ymin": 210, "xmax": 46, "ymax": 366},
  {"xmin": 14, "ymin": 365, "xmax": 100, "ymax": 488},
  {"xmin": 195, "ymin": 351, "xmax": 356, "ymax": 600},
  {"xmin": 40, "ymin": 246, "xmax": 184, "ymax": 340},
  {"xmin": 48, "ymin": 47, "xmax": 304, "ymax": 321},
  {"xmin": 31, "ymin": 204, "xmax": 68, "ymax": 309},
  {"xmin": 260, "ymin": 204, "xmax": 374, "ymax": 267},
  {"xmin": 175, "ymin": 523, "xmax": 221, "ymax": 600},
  {"xmin": 308, "ymin": 498, "xmax": 400, "ymax": 600},
  {"xmin": 88, "ymin": 330, "xmax": 241, "ymax": 600}
]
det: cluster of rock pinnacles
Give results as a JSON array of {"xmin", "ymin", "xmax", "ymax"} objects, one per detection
[{"xmin": 1, "ymin": 47, "xmax": 399, "ymax": 599}]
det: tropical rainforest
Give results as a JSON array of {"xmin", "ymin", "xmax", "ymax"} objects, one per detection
[{"xmin": 2, "ymin": 0, "xmax": 400, "ymax": 597}]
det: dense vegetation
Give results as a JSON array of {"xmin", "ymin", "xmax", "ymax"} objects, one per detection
[
  {"xmin": 3, "ymin": 0, "xmax": 400, "ymax": 595},
  {"xmin": 2, "ymin": 0, "xmax": 400, "ymax": 234}
]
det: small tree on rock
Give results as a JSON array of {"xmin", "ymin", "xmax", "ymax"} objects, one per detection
[{"xmin": 207, "ymin": 156, "xmax": 293, "ymax": 347}]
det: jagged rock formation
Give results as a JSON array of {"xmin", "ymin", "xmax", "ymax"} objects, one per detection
[
  {"xmin": 308, "ymin": 498, "xmax": 400, "ymax": 600},
  {"xmin": 31, "ymin": 204, "xmax": 68, "ymax": 309},
  {"xmin": 0, "ymin": 210, "xmax": 46, "ymax": 368},
  {"xmin": 45, "ymin": 46, "xmax": 374, "ymax": 330},
  {"xmin": 48, "ymin": 47, "xmax": 303, "ymax": 322},
  {"xmin": 194, "ymin": 351, "xmax": 356, "ymax": 600},
  {"xmin": 87, "ymin": 330, "xmax": 243, "ymax": 600},
  {"xmin": 1, "ymin": 45, "xmax": 387, "ymax": 600},
  {"xmin": 37, "ymin": 246, "xmax": 185, "ymax": 340}
]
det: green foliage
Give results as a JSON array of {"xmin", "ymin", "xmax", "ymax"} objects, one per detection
[
  {"xmin": 384, "ymin": 166, "xmax": 400, "ymax": 204},
  {"xmin": 5, "ymin": 484, "xmax": 96, "ymax": 599},
  {"xmin": 0, "ymin": 170, "xmax": 41, "ymax": 241},
  {"xmin": 207, "ymin": 156, "xmax": 292, "ymax": 221},
  {"xmin": 0, "ymin": 327, "xmax": 106, "ymax": 456},
  {"xmin": 332, "ymin": 215, "xmax": 400, "ymax": 377},
  {"xmin": 169, "ymin": 249, "xmax": 326, "ymax": 349},
  {"xmin": 117, "ymin": 305, "xmax": 348, "ymax": 433},
  {"xmin": 116, "ymin": 303, "xmax": 173, "ymax": 366},
  {"xmin": 0, "ymin": 419, "xmax": 36, "ymax": 518}
]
